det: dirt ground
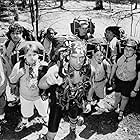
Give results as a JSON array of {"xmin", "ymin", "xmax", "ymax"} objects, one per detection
[{"xmin": 0, "ymin": 0, "xmax": 140, "ymax": 140}]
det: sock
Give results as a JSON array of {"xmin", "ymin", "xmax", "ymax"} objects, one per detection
[
  {"xmin": 69, "ymin": 117, "xmax": 77, "ymax": 132},
  {"xmin": 0, "ymin": 113, "xmax": 5, "ymax": 120},
  {"xmin": 22, "ymin": 117, "xmax": 28, "ymax": 124}
]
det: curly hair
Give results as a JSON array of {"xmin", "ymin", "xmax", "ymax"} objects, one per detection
[{"xmin": 6, "ymin": 23, "xmax": 24, "ymax": 39}]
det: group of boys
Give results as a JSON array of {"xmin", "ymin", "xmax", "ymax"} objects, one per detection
[{"xmin": 0, "ymin": 18, "xmax": 140, "ymax": 140}]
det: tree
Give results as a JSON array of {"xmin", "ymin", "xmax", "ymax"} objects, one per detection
[
  {"xmin": 60, "ymin": 0, "xmax": 65, "ymax": 9},
  {"xmin": 134, "ymin": 0, "xmax": 138, "ymax": 9}
]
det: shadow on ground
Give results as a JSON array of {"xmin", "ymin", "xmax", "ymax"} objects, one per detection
[
  {"xmin": 79, "ymin": 111, "xmax": 119, "ymax": 139},
  {"xmin": 0, "ymin": 103, "xmax": 43, "ymax": 140}
]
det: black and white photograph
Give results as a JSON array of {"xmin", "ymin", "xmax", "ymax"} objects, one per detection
[{"xmin": 0, "ymin": 0, "xmax": 140, "ymax": 139}]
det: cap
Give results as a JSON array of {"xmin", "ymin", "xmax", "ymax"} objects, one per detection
[
  {"xmin": 126, "ymin": 38, "xmax": 137, "ymax": 47},
  {"xmin": 17, "ymin": 41, "xmax": 44, "ymax": 51},
  {"xmin": 70, "ymin": 40, "xmax": 86, "ymax": 55}
]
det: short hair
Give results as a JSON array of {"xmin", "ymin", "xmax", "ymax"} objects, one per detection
[
  {"xmin": 105, "ymin": 26, "xmax": 121, "ymax": 39},
  {"xmin": 93, "ymin": 45, "xmax": 106, "ymax": 56},
  {"xmin": 6, "ymin": 23, "xmax": 24, "ymax": 39},
  {"xmin": 44, "ymin": 28, "xmax": 57, "ymax": 37}
]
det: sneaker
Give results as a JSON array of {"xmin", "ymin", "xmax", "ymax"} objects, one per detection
[
  {"xmin": 77, "ymin": 116, "xmax": 84, "ymax": 126},
  {"xmin": 15, "ymin": 121, "xmax": 27, "ymax": 132},
  {"xmin": 118, "ymin": 111, "xmax": 124, "ymax": 121},
  {"xmin": 62, "ymin": 129, "xmax": 76, "ymax": 140},
  {"xmin": 0, "ymin": 125, "xmax": 1, "ymax": 135},
  {"xmin": 37, "ymin": 134, "xmax": 48, "ymax": 140}
]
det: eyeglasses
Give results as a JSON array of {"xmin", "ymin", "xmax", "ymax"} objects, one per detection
[{"xmin": 124, "ymin": 47, "xmax": 134, "ymax": 52}]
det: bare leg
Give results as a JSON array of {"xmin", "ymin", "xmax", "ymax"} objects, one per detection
[
  {"xmin": 114, "ymin": 92, "xmax": 121, "ymax": 108},
  {"xmin": 119, "ymin": 96, "xmax": 129, "ymax": 112},
  {"xmin": 118, "ymin": 95, "xmax": 129, "ymax": 121}
]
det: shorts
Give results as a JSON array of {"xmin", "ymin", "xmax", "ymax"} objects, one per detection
[
  {"xmin": 115, "ymin": 77, "xmax": 137, "ymax": 97},
  {"xmin": 20, "ymin": 95, "xmax": 48, "ymax": 118}
]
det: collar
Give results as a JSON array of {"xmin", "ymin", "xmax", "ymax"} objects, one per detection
[
  {"xmin": 25, "ymin": 59, "xmax": 36, "ymax": 67},
  {"xmin": 123, "ymin": 54, "xmax": 136, "ymax": 62}
]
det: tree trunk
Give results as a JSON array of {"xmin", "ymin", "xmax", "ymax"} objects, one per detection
[
  {"xmin": 34, "ymin": 0, "xmax": 39, "ymax": 40},
  {"xmin": 60, "ymin": 0, "xmax": 63, "ymax": 7},
  {"xmin": 13, "ymin": 2, "xmax": 19, "ymax": 21},
  {"xmin": 29, "ymin": 0, "xmax": 35, "ymax": 31},
  {"xmin": 22, "ymin": 0, "xmax": 27, "ymax": 9},
  {"xmin": 134, "ymin": 0, "xmax": 138, "ymax": 9}
]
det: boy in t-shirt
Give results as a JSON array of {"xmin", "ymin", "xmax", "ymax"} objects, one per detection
[{"xmin": 109, "ymin": 38, "xmax": 140, "ymax": 121}]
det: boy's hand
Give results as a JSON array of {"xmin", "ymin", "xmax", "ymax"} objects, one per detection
[
  {"xmin": 0, "ymin": 76, "xmax": 5, "ymax": 87},
  {"xmin": 130, "ymin": 90, "xmax": 137, "ymax": 97},
  {"xmin": 83, "ymin": 103, "xmax": 91, "ymax": 113}
]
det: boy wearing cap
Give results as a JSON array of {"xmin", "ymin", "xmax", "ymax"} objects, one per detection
[
  {"xmin": 39, "ymin": 40, "xmax": 93, "ymax": 140},
  {"xmin": 109, "ymin": 38, "xmax": 140, "ymax": 121}
]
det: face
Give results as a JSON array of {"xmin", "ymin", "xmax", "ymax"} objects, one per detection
[
  {"xmin": 24, "ymin": 49, "xmax": 39, "ymax": 65},
  {"xmin": 94, "ymin": 51, "xmax": 104, "ymax": 64},
  {"xmin": 105, "ymin": 30, "xmax": 114, "ymax": 41},
  {"xmin": 69, "ymin": 53, "xmax": 85, "ymax": 70},
  {"xmin": 47, "ymin": 30, "xmax": 55, "ymax": 41},
  {"xmin": 124, "ymin": 46, "xmax": 135, "ymax": 58},
  {"xmin": 79, "ymin": 24, "xmax": 88, "ymax": 36},
  {"xmin": 10, "ymin": 31, "xmax": 23, "ymax": 42}
]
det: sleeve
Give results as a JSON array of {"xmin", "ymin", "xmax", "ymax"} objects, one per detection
[
  {"xmin": 136, "ymin": 60, "xmax": 140, "ymax": 72},
  {"xmin": 9, "ymin": 62, "xmax": 21, "ymax": 84},
  {"xmin": 2, "ymin": 56, "xmax": 12, "ymax": 77}
]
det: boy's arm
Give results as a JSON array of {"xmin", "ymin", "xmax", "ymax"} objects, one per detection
[
  {"xmin": 109, "ymin": 63, "xmax": 117, "ymax": 83},
  {"xmin": 131, "ymin": 71, "xmax": 140, "ymax": 97},
  {"xmin": 103, "ymin": 60, "xmax": 111, "ymax": 82},
  {"xmin": 106, "ymin": 63, "xmax": 111, "ymax": 82},
  {"xmin": 131, "ymin": 65, "xmax": 140, "ymax": 97},
  {"xmin": 3, "ymin": 56, "xmax": 12, "ymax": 77},
  {"xmin": 9, "ymin": 62, "xmax": 25, "ymax": 84},
  {"xmin": 134, "ymin": 71, "xmax": 140, "ymax": 92},
  {"xmin": 84, "ymin": 65, "xmax": 96, "ymax": 113},
  {"xmin": 38, "ymin": 64, "xmax": 63, "ymax": 90},
  {"xmin": 87, "ymin": 65, "xmax": 95, "ymax": 101}
]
